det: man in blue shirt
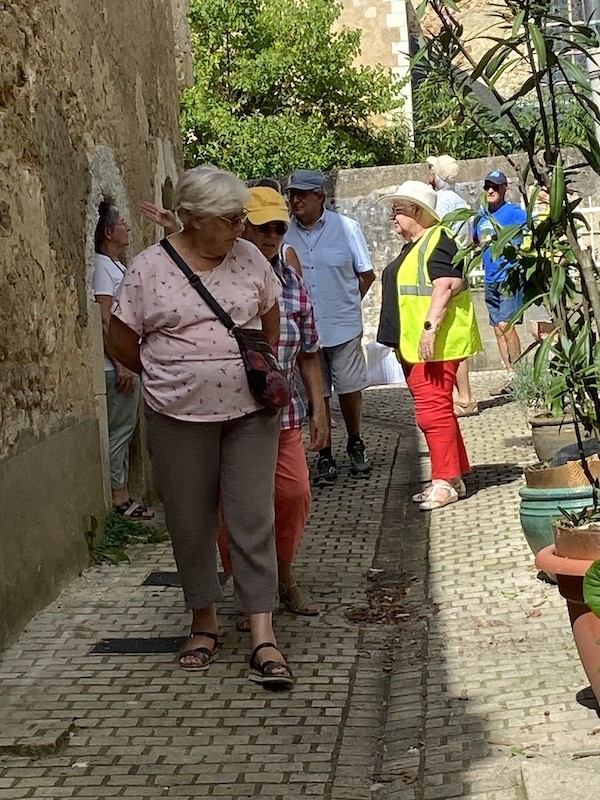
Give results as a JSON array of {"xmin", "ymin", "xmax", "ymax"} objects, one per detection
[
  {"xmin": 474, "ymin": 170, "xmax": 527, "ymax": 395},
  {"xmin": 284, "ymin": 169, "xmax": 376, "ymax": 486}
]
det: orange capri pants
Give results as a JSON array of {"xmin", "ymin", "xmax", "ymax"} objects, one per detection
[
  {"xmin": 218, "ymin": 427, "xmax": 311, "ymax": 574},
  {"xmin": 402, "ymin": 359, "xmax": 470, "ymax": 481}
]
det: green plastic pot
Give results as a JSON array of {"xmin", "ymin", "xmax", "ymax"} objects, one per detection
[{"xmin": 519, "ymin": 485, "xmax": 595, "ymax": 556}]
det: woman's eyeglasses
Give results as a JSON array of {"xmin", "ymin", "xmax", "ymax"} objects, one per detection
[
  {"xmin": 253, "ymin": 221, "xmax": 288, "ymax": 235},
  {"xmin": 217, "ymin": 213, "xmax": 247, "ymax": 227},
  {"xmin": 390, "ymin": 205, "xmax": 411, "ymax": 217}
]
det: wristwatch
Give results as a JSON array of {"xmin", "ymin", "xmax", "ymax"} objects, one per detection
[{"xmin": 423, "ymin": 320, "xmax": 434, "ymax": 331}]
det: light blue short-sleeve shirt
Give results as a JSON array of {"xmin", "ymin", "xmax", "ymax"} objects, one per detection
[{"xmin": 284, "ymin": 208, "xmax": 374, "ymax": 347}]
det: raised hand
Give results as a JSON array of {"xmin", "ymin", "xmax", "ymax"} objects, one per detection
[{"xmin": 140, "ymin": 202, "xmax": 179, "ymax": 235}]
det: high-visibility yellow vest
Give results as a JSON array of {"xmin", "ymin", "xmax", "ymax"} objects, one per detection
[{"xmin": 397, "ymin": 225, "xmax": 482, "ymax": 364}]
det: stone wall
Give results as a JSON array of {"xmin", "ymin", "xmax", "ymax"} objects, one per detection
[
  {"xmin": 0, "ymin": 0, "xmax": 187, "ymax": 650},
  {"xmin": 420, "ymin": 0, "xmax": 531, "ymax": 96},
  {"xmin": 337, "ymin": 0, "xmax": 536, "ymax": 129},
  {"xmin": 337, "ymin": 0, "xmax": 416, "ymax": 128}
]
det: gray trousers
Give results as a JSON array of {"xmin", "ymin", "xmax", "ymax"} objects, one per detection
[
  {"xmin": 105, "ymin": 371, "xmax": 140, "ymax": 490},
  {"xmin": 145, "ymin": 405, "xmax": 281, "ymax": 613}
]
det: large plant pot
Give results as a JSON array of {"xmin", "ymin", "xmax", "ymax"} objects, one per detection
[
  {"xmin": 519, "ymin": 485, "xmax": 595, "ymax": 556},
  {"xmin": 554, "ymin": 522, "xmax": 600, "ymax": 560},
  {"xmin": 524, "ymin": 454, "xmax": 600, "ymax": 489},
  {"xmin": 529, "ymin": 413, "xmax": 580, "ymax": 462},
  {"xmin": 535, "ymin": 545, "xmax": 600, "ymax": 706}
]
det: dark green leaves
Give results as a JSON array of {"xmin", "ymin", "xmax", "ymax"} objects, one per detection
[{"xmin": 527, "ymin": 22, "xmax": 547, "ymax": 69}]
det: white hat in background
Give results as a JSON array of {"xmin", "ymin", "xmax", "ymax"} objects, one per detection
[{"xmin": 426, "ymin": 154, "xmax": 460, "ymax": 183}]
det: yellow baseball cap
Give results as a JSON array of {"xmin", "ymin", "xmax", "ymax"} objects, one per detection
[{"xmin": 244, "ymin": 187, "xmax": 290, "ymax": 225}]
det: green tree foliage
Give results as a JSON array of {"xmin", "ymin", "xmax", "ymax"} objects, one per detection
[
  {"xmin": 412, "ymin": 71, "xmax": 505, "ymax": 159},
  {"xmin": 181, "ymin": 0, "xmax": 410, "ymax": 177},
  {"xmin": 412, "ymin": 64, "xmax": 594, "ymax": 161}
]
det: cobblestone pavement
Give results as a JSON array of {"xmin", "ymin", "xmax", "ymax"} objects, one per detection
[{"xmin": 1, "ymin": 372, "xmax": 600, "ymax": 799}]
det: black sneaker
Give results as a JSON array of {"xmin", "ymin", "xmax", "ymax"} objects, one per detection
[
  {"xmin": 312, "ymin": 454, "xmax": 338, "ymax": 487},
  {"xmin": 347, "ymin": 437, "xmax": 372, "ymax": 478}
]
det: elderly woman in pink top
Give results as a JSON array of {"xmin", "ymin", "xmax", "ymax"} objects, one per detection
[{"xmin": 108, "ymin": 166, "xmax": 294, "ymax": 689}]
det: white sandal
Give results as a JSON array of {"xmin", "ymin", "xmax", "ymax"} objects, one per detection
[
  {"xmin": 413, "ymin": 479, "xmax": 466, "ymax": 504},
  {"xmin": 419, "ymin": 480, "xmax": 462, "ymax": 511}
]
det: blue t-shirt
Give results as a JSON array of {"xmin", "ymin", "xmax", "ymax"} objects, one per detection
[{"xmin": 474, "ymin": 202, "xmax": 527, "ymax": 283}]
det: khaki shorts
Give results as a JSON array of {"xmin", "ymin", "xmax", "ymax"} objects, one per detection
[{"xmin": 320, "ymin": 335, "xmax": 368, "ymax": 398}]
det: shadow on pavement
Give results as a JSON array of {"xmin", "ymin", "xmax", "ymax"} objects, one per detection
[
  {"xmin": 477, "ymin": 395, "xmax": 515, "ymax": 412},
  {"xmin": 467, "ymin": 462, "xmax": 524, "ymax": 492}
]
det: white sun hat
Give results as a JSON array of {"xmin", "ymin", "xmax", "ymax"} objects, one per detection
[
  {"xmin": 426, "ymin": 154, "xmax": 460, "ymax": 183},
  {"xmin": 376, "ymin": 180, "xmax": 440, "ymax": 222}
]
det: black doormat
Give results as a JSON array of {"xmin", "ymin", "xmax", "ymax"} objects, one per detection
[
  {"xmin": 142, "ymin": 571, "xmax": 230, "ymax": 587},
  {"xmin": 89, "ymin": 636, "xmax": 186, "ymax": 654},
  {"xmin": 142, "ymin": 572, "xmax": 182, "ymax": 587}
]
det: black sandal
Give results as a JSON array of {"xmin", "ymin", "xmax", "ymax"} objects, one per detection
[
  {"xmin": 113, "ymin": 499, "xmax": 155, "ymax": 520},
  {"xmin": 249, "ymin": 642, "xmax": 294, "ymax": 689},
  {"xmin": 178, "ymin": 631, "xmax": 218, "ymax": 672}
]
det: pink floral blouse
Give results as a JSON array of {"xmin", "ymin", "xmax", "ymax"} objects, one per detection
[{"xmin": 112, "ymin": 238, "xmax": 282, "ymax": 422}]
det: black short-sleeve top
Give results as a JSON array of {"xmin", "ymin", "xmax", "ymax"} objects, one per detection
[{"xmin": 377, "ymin": 231, "xmax": 464, "ymax": 348}]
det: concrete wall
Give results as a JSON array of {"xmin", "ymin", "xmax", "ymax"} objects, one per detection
[{"xmin": 0, "ymin": 0, "xmax": 188, "ymax": 650}]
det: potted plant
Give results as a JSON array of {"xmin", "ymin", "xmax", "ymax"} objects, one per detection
[
  {"xmin": 509, "ymin": 360, "xmax": 581, "ymax": 462},
  {"xmin": 417, "ymin": 0, "xmax": 600, "ymax": 558},
  {"xmin": 517, "ymin": 336, "xmax": 600, "ymax": 555},
  {"xmin": 535, "ymin": 507, "xmax": 600, "ymax": 706}
]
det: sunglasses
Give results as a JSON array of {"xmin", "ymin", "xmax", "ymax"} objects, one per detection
[
  {"xmin": 253, "ymin": 221, "xmax": 288, "ymax": 235},
  {"xmin": 483, "ymin": 183, "xmax": 502, "ymax": 191}
]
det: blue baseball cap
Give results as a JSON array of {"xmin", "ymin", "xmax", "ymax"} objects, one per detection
[
  {"xmin": 287, "ymin": 169, "xmax": 326, "ymax": 191},
  {"xmin": 483, "ymin": 170, "xmax": 508, "ymax": 186}
]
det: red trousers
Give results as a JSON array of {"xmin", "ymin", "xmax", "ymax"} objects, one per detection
[
  {"xmin": 218, "ymin": 427, "xmax": 311, "ymax": 574},
  {"xmin": 403, "ymin": 359, "xmax": 470, "ymax": 481}
]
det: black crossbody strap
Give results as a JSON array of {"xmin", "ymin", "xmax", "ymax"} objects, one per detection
[{"xmin": 159, "ymin": 237, "xmax": 236, "ymax": 331}]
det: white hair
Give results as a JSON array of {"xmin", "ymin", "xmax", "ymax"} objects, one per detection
[
  {"xmin": 174, "ymin": 165, "xmax": 249, "ymax": 225},
  {"xmin": 433, "ymin": 174, "xmax": 454, "ymax": 191}
]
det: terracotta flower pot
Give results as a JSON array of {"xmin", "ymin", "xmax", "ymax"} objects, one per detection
[
  {"xmin": 536, "ymin": 544, "xmax": 600, "ymax": 706},
  {"xmin": 554, "ymin": 522, "xmax": 600, "ymax": 560}
]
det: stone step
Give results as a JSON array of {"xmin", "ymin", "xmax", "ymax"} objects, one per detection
[{"xmin": 521, "ymin": 758, "xmax": 600, "ymax": 800}]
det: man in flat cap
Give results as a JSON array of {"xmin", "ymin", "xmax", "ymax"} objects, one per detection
[
  {"xmin": 284, "ymin": 169, "xmax": 375, "ymax": 487},
  {"xmin": 474, "ymin": 169, "xmax": 527, "ymax": 395}
]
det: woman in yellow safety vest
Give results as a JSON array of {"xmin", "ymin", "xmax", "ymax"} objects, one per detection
[{"xmin": 377, "ymin": 181, "xmax": 482, "ymax": 510}]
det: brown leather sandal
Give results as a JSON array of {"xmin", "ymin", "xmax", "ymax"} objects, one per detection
[
  {"xmin": 279, "ymin": 582, "xmax": 319, "ymax": 616},
  {"xmin": 236, "ymin": 613, "xmax": 251, "ymax": 633},
  {"xmin": 178, "ymin": 631, "xmax": 218, "ymax": 672},
  {"xmin": 249, "ymin": 642, "xmax": 294, "ymax": 689}
]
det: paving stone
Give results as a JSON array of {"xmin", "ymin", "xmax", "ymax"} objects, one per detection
[{"xmin": 0, "ymin": 375, "xmax": 594, "ymax": 799}]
